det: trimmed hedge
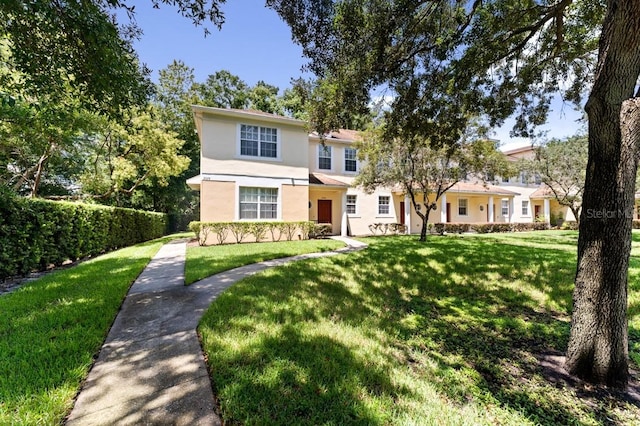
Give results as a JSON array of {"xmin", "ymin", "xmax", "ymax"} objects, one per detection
[
  {"xmin": 0, "ymin": 190, "xmax": 168, "ymax": 280},
  {"xmin": 432, "ymin": 222, "xmax": 550, "ymax": 235},
  {"xmin": 189, "ymin": 221, "xmax": 321, "ymax": 246}
]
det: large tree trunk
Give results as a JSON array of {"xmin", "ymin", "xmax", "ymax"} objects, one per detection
[{"xmin": 565, "ymin": 0, "xmax": 640, "ymax": 388}]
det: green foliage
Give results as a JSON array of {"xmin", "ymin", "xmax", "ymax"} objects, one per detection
[
  {"xmin": 432, "ymin": 222, "xmax": 549, "ymax": 235},
  {"xmin": 524, "ymin": 135, "xmax": 588, "ymax": 223},
  {"xmin": 356, "ymin": 123, "xmax": 513, "ymax": 240},
  {"xmin": 189, "ymin": 221, "xmax": 315, "ymax": 245},
  {"xmin": 0, "ymin": 189, "xmax": 167, "ymax": 280},
  {"xmin": 269, "ymin": 0, "xmax": 602, "ymax": 138}
]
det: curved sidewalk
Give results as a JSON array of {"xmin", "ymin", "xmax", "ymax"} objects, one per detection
[{"xmin": 66, "ymin": 236, "xmax": 367, "ymax": 425}]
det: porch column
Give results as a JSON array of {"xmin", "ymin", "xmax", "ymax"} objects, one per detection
[
  {"xmin": 440, "ymin": 193, "xmax": 447, "ymax": 223},
  {"xmin": 544, "ymin": 198, "xmax": 551, "ymax": 225},
  {"xmin": 404, "ymin": 195, "xmax": 412, "ymax": 234},
  {"xmin": 509, "ymin": 198, "xmax": 515, "ymax": 223},
  {"xmin": 488, "ymin": 196, "xmax": 494, "ymax": 223},
  {"xmin": 341, "ymin": 192, "xmax": 348, "ymax": 237}
]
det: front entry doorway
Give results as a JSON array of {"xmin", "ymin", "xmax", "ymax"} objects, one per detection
[{"xmin": 318, "ymin": 200, "xmax": 332, "ymax": 224}]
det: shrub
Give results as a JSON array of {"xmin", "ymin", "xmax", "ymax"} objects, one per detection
[
  {"xmin": 309, "ymin": 223, "xmax": 332, "ymax": 239},
  {"xmin": 0, "ymin": 189, "xmax": 167, "ymax": 280},
  {"xmin": 187, "ymin": 221, "xmax": 314, "ymax": 245},
  {"xmin": 269, "ymin": 223, "xmax": 283, "ymax": 242},
  {"xmin": 560, "ymin": 221, "xmax": 579, "ymax": 230},
  {"xmin": 248, "ymin": 222, "xmax": 268, "ymax": 243}
]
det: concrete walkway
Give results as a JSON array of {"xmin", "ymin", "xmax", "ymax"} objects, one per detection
[{"xmin": 66, "ymin": 236, "xmax": 366, "ymax": 425}]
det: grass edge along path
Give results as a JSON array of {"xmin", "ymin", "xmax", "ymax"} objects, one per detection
[
  {"xmin": 0, "ymin": 235, "xmax": 179, "ymax": 425},
  {"xmin": 198, "ymin": 231, "xmax": 640, "ymax": 425},
  {"xmin": 185, "ymin": 239, "xmax": 345, "ymax": 285}
]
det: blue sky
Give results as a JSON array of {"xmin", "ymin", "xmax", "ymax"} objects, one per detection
[
  {"xmin": 126, "ymin": 0, "xmax": 585, "ymax": 146},
  {"xmin": 126, "ymin": 0, "xmax": 307, "ymax": 91}
]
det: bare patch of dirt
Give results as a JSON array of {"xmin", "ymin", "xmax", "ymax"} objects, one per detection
[{"xmin": 537, "ymin": 351, "xmax": 640, "ymax": 408}]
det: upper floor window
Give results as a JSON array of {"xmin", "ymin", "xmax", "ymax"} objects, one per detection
[
  {"xmin": 534, "ymin": 173, "xmax": 542, "ymax": 185},
  {"xmin": 346, "ymin": 194, "xmax": 357, "ymax": 214},
  {"xmin": 378, "ymin": 196, "xmax": 390, "ymax": 215},
  {"xmin": 239, "ymin": 187, "xmax": 278, "ymax": 219},
  {"xmin": 458, "ymin": 198, "xmax": 468, "ymax": 216},
  {"xmin": 240, "ymin": 124, "xmax": 278, "ymax": 158},
  {"xmin": 344, "ymin": 147, "xmax": 357, "ymax": 172},
  {"xmin": 319, "ymin": 145, "xmax": 332, "ymax": 170},
  {"xmin": 501, "ymin": 175, "xmax": 510, "ymax": 183}
]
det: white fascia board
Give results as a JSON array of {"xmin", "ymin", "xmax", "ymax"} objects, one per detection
[{"xmin": 201, "ymin": 173, "xmax": 309, "ymax": 187}]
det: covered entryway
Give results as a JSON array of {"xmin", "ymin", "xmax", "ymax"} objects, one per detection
[{"xmin": 318, "ymin": 200, "xmax": 332, "ymax": 224}]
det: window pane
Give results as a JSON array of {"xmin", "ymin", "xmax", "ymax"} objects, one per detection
[
  {"xmin": 240, "ymin": 187, "xmax": 259, "ymax": 202},
  {"xmin": 458, "ymin": 199, "xmax": 468, "ymax": 216},
  {"xmin": 241, "ymin": 140, "xmax": 258, "ymax": 156},
  {"xmin": 502, "ymin": 200, "xmax": 509, "ymax": 216},
  {"xmin": 260, "ymin": 141, "xmax": 277, "ymax": 158},
  {"xmin": 347, "ymin": 195, "xmax": 356, "ymax": 214},
  {"xmin": 378, "ymin": 196, "xmax": 390, "ymax": 215},
  {"xmin": 240, "ymin": 187, "xmax": 278, "ymax": 220},
  {"xmin": 240, "ymin": 203, "xmax": 258, "ymax": 219},
  {"xmin": 260, "ymin": 203, "xmax": 277, "ymax": 219},
  {"xmin": 522, "ymin": 201, "xmax": 529, "ymax": 215},
  {"xmin": 319, "ymin": 145, "xmax": 332, "ymax": 170}
]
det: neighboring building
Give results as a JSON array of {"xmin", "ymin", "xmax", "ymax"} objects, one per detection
[{"xmin": 187, "ymin": 106, "xmax": 585, "ymax": 239}]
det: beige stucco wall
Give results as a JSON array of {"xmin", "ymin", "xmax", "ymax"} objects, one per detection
[
  {"xmin": 199, "ymin": 114, "xmax": 308, "ymax": 180},
  {"xmin": 339, "ymin": 188, "xmax": 402, "ymax": 236},
  {"xmin": 201, "ymin": 180, "xmax": 235, "ymax": 222},
  {"xmin": 308, "ymin": 140, "xmax": 360, "ymax": 177},
  {"xmin": 281, "ymin": 184, "xmax": 309, "ymax": 222}
]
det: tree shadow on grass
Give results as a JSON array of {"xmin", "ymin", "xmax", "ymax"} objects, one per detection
[{"xmin": 200, "ymin": 234, "xmax": 640, "ymax": 425}]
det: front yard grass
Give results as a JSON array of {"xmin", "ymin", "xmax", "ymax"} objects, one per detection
[
  {"xmin": 0, "ymin": 235, "xmax": 183, "ymax": 425},
  {"xmin": 185, "ymin": 239, "xmax": 345, "ymax": 285},
  {"xmin": 0, "ymin": 234, "xmax": 344, "ymax": 424},
  {"xmin": 198, "ymin": 230, "xmax": 640, "ymax": 425}
]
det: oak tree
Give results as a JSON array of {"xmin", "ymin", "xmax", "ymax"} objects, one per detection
[{"xmin": 269, "ymin": 0, "xmax": 638, "ymax": 387}]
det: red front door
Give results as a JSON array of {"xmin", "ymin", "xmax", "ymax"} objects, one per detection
[
  {"xmin": 446, "ymin": 203, "xmax": 451, "ymax": 223},
  {"xmin": 318, "ymin": 200, "xmax": 332, "ymax": 223},
  {"xmin": 534, "ymin": 205, "xmax": 541, "ymax": 219},
  {"xmin": 400, "ymin": 202, "xmax": 405, "ymax": 225}
]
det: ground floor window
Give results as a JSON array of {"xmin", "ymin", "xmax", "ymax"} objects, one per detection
[
  {"xmin": 458, "ymin": 198, "xmax": 468, "ymax": 216},
  {"xmin": 378, "ymin": 195, "xmax": 390, "ymax": 215},
  {"xmin": 522, "ymin": 200, "xmax": 529, "ymax": 216},
  {"xmin": 239, "ymin": 187, "xmax": 278, "ymax": 219},
  {"xmin": 346, "ymin": 194, "xmax": 357, "ymax": 214},
  {"xmin": 502, "ymin": 199, "xmax": 509, "ymax": 216}
]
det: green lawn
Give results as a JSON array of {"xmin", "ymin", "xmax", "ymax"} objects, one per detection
[
  {"xmin": 0, "ymin": 235, "xmax": 184, "ymax": 425},
  {"xmin": 0, "ymin": 234, "xmax": 344, "ymax": 424},
  {"xmin": 198, "ymin": 230, "xmax": 640, "ymax": 425},
  {"xmin": 185, "ymin": 239, "xmax": 345, "ymax": 284}
]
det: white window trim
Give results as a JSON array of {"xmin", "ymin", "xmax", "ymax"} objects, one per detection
[
  {"xmin": 236, "ymin": 124, "xmax": 282, "ymax": 162},
  {"xmin": 377, "ymin": 194, "xmax": 393, "ymax": 217},
  {"xmin": 458, "ymin": 198, "xmax": 469, "ymax": 217},
  {"xmin": 233, "ymin": 176, "xmax": 283, "ymax": 220},
  {"xmin": 521, "ymin": 200, "xmax": 530, "ymax": 216},
  {"xmin": 318, "ymin": 144, "xmax": 333, "ymax": 172},
  {"xmin": 343, "ymin": 147, "xmax": 358, "ymax": 174},
  {"xmin": 501, "ymin": 199, "xmax": 510, "ymax": 217},
  {"xmin": 346, "ymin": 194, "xmax": 358, "ymax": 216}
]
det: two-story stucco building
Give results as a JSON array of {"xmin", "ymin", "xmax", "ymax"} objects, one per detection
[{"xmin": 186, "ymin": 106, "xmax": 584, "ymax": 239}]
